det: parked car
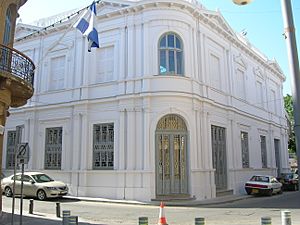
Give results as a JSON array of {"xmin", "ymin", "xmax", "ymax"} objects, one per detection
[
  {"xmin": 245, "ymin": 175, "xmax": 282, "ymax": 196},
  {"xmin": 1, "ymin": 172, "xmax": 68, "ymax": 200},
  {"xmin": 277, "ymin": 172, "xmax": 299, "ymax": 191}
]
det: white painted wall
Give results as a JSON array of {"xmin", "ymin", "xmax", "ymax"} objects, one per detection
[{"xmin": 2, "ymin": 0, "xmax": 289, "ymax": 201}]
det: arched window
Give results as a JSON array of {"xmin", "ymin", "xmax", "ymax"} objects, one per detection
[
  {"xmin": 159, "ymin": 33, "xmax": 183, "ymax": 75},
  {"xmin": 3, "ymin": 7, "xmax": 12, "ymax": 45}
]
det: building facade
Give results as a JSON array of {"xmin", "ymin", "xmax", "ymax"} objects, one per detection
[{"xmin": 2, "ymin": 0, "xmax": 289, "ymax": 201}]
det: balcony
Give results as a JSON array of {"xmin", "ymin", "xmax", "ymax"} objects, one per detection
[{"xmin": 0, "ymin": 43, "xmax": 35, "ymax": 107}]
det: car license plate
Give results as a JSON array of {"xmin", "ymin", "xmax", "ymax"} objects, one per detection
[{"xmin": 252, "ymin": 189, "xmax": 259, "ymax": 194}]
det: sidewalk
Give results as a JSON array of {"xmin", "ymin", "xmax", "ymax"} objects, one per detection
[
  {"xmin": 63, "ymin": 193, "xmax": 251, "ymax": 206},
  {"xmin": 1, "ymin": 194, "xmax": 250, "ymax": 224}
]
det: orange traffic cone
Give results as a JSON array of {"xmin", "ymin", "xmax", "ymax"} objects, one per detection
[{"xmin": 157, "ymin": 201, "xmax": 168, "ymax": 225}]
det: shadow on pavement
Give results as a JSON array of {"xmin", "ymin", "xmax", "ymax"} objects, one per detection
[
  {"xmin": 0, "ymin": 212, "xmax": 102, "ymax": 225},
  {"xmin": 13, "ymin": 196, "xmax": 81, "ymax": 203},
  {"xmin": 204, "ymin": 191, "xmax": 300, "ymax": 209}
]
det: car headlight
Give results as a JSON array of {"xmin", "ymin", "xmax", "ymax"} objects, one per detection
[{"xmin": 46, "ymin": 187, "xmax": 58, "ymax": 190}]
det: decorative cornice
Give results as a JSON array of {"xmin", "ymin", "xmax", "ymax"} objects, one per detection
[{"xmin": 15, "ymin": 0, "xmax": 285, "ymax": 80}]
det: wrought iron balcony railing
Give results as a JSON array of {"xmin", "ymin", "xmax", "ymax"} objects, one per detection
[{"xmin": 0, "ymin": 43, "xmax": 35, "ymax": 86}]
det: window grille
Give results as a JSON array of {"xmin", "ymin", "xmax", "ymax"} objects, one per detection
[
  {"xmin": 260, "ymin": 135, "xmax": 267, "ymax": 168},
  {"xmin": 93, "ymin": 123, "xmax": 114, "ymax": 169},
  {"xmin": 159, "ymin": 33, "xmax": 183, "ymax": 75},
  {"xmin": 44, "ymin": 127, "xmax": 62, "ymax": 169},
  {"xmin": 241, "ymin": 131, "xmax": 249, "ymax": 168},
  {"xmin": 6, "ymin": 130, "xmax": 16, "ymax": 169}
]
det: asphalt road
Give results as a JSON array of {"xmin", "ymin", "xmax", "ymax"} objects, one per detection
[{"xmin": 2, "ymin": 191, "xmax": 300, "ymax": 225}]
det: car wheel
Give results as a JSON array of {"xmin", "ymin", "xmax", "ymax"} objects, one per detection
[
  {"xmin": 267, "ymin": 189, "xmax": 273, "ymax": 196},
  {"xmin": 246, "ymin": 189, "xmax": 252, "ymax": 195},
  {"xmin": 37, "ymin": 190, "xmax": 47, "ymax": 201},
  {"xmin": 278, "ymin": 188, "xmax": 283, "ymax": 194},
  {"xmin": 293, "ymin": 184, "xmax": 298, "ymax": 191},
  {"xmin": 4, "ymin": 187, "xmax": 12, "ymax": 197}
]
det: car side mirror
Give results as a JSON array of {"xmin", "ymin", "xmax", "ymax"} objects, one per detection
[{"xmin": 30, "ymin": 180, "xmax": 35, "ymax": 184}]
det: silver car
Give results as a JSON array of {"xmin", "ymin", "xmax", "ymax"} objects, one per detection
[{"xmin": 1, "ymin": 172, "xmax": 68, "ymax": 200}]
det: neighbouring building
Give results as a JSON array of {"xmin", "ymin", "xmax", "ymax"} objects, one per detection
[
  {"xmin": 0, "ymin": 0, "xmax": 35, "ymax": 214},
  {"xmin": 2, "ymin": 0, "xmax": 289, "ymax": 201}
]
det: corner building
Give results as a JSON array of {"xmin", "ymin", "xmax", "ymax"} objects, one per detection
[{"xmin": 3, "ymin": 0, "xmax": 289, "ymax": 201}]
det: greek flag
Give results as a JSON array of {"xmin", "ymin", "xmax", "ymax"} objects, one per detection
[{"xmin": 73, "ymin": 1, "xmax": 99, "ymax": 52}]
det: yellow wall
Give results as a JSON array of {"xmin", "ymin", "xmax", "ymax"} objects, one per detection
[{"xmin": 0, "ymin": 0, "xmax": 27, "ymax": 47}]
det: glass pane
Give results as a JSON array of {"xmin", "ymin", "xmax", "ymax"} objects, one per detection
[
  {"xmin": 169, "ymin": 50, "xmax": 175, "ymax": 73},
  {"xmin": 167, "ymin": 34, "xmax": 175, "ymax": 48},
  {"xmin": 160, "ymin": 50, "xmax": 167, "ymax": 74},
  {"xmin": 176, "ymin": 36, "xmax": 181, "ymax": 49},
  {"xmin": 176, "ymin": 51, "xmax": 183, "ymax": 75},
  {"xmin": 160, "ymin": 36, "xmax": 166, "ymax": 48},
  {"xmin": 3, "ymin": 8, "xmax": 12, "ymax": 45}
]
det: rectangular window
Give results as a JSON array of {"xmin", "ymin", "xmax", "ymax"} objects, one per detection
[
  {"xmin": 260, "ymin": 135, "xmax": 267, "ymax": 168},
  {"xmin": 93, "ymin": 123, "xmax": 114, "ymax": 169},
  {"xmin": 241, "ymin": 132, "xmax": 249, "ymax": 168},
  {"xmin": 44, "ymin": 127, "xmax": 62, "ymax": 170},
  {"xmin": 236, "ymin": 69, "xmax": 246, "ymax": 100},
  {"xmin": 49, "ymin": 56, "xmax": 65, "ymax": 90},
  {"xmin": 6, "ymin": 130, "xmax": 16, "ymax": 169},
  {"xmin": 209, "ymin": 54, "xmax": 221, "ymax": 90},
  {"xmin": 256, "ymin": 81, "xmax": 263, "ymax": 107},
  {"xmin": 274, "ymin": 139, "xmax": 281, "ymax": 176},
  {"xmin": 271, "ymin": 89, "xmax": 277, "ymax": 114},
  {"xmin": 96, "ymin": 46, "xmax": 114, "ymax": 83}
]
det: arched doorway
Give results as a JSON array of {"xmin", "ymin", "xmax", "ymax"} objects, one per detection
[{"xmin": 155, "ymin": 114, "xmax": 189, "ymax": 197}]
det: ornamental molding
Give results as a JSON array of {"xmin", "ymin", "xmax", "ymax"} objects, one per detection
[
  {"xmin": 253, "ymin": 66, "xmax": 265, "ymax": 79},
  {"xmin": 234, "ymin": 54, "xmax": 248, "ymax": 70},
  {"xmin": 46, "ymin": 41, "xmax": 74, "ymax": 53},
  {"xmin": 267, "ymin": 60, "xmax": 284, "ymax": 76},
  {"xmin": 202, "ymin": 10, "xmax": 235, "ymax": 37}
]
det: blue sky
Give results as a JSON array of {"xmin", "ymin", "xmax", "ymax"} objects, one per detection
[{"xmin": 18, "ymin": 0, "xmax": 300, "ymax": 96}]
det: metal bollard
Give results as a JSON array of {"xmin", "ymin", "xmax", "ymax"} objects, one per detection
[
  {"xmin": 56, "ymin": 202, "xmax": 61, "ymax": 218},
  {"xmin": 68, "ymin": 216, "xmax": 78, "ymax": 225},
  {"xmin": 261, "ymin": 217, "xmax": 272, "ymax": 225},
  {"xmin": 29, "ymin": 199, "xmax": 34, "ymax": 214},
  {"xmin": 195, "ymin": 217, "xmax": 205, "ymax": 225},
  {"xmin": 138, "ymin": 217, "xmax": 148, "ymax": 225},
  {"xmin": 281, "ymin": 210, "xmax": 292, "ymax": 225},
  {"xmin": 62, "ymin": 210, "xmax": 71, "ymax": 225}
]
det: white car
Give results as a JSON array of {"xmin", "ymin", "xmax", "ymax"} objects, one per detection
[
  {"xmin": 1, "ymin": 172, "xmax": 68, "ymax": 200},
  {"xmin": 245, "ymin": 175, "xmax": 282, "ymax": 196}
]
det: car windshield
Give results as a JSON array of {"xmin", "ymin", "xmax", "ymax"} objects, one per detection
[
  {"xmin": 250, "ymin": 176, "xmax": 269, "ymax": 183},
  {"xmin": 282, "ymin": 174, "xmax": 293, "ymax": 179},
  {"xmin": 31, "ymin": 174, "xmax": 54, "ymax": 183}
]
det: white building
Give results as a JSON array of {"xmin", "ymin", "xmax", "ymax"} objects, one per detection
[{"xmin": 3, "ymin": 0, "xmax": 289, "ymax": 201}]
